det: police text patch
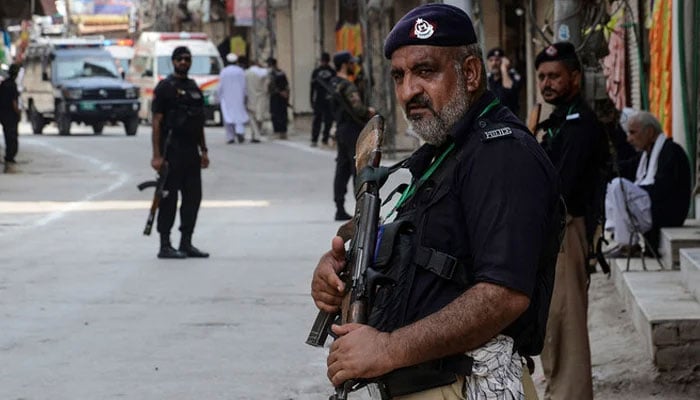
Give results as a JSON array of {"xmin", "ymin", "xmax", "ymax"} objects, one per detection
[{"xmin": 483, "ymin": 127, "xmax": 513, "ymax": 141}]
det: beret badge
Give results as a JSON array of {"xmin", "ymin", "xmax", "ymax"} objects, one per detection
[
  {"xmin": 412, "ymin": 18, "xmax": 435, "ymax": 39},
  {"xmin": 545, "ymin": 45, "xmax": 558, "ymax": 56}
]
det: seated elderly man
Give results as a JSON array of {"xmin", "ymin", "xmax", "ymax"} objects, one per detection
[{"xmin": 605, "ymin": 110, "xmax": 691, "ymax": 257}]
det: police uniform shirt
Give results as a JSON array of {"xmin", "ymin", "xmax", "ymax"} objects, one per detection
[
  {"xmin": 540, "ymin": 95, "xmax": 605, "ymax": 217},
  {"xmin": 0, "ymin": 77, "xmax": 19, "ymax": 123},
  {"xmin": 400, "ymin": 92, "xmax": 559, "ymax": 334},
  {"xmin": 310, "ymin": 65, "xmax": 336, "ymax": 107},
  {"xmin": 152, "ymin": 75, "xmax": 205, "ymax": 149},
  {"xmin": 487, "ymin": 69, "xmax": 522, "ymax": 115}
]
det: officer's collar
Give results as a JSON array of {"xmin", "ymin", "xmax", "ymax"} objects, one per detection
[
  {"xmin": 551, "ymin": 93, "xmax": 582, "ymax": 118},
  {"xmin": 405, "ymin": 91, "xmax": 497, "ymax": 177},
  {"xmin": 449, "ymin": 91, "xmax": 497, "ymax": 147}
]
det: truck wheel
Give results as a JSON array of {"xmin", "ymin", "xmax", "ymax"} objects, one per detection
[
  {"xmin": 57, "ymin": 112, "xmax": 71, "ymax": 135},
  {"xmin": 30, "ymin": 109, "xmax": 45, "ymax": 135},
  {"xmin": 92, "ymin": 121, "xmax": 105, "ymax": 134},
  {"xmin": 124, "ymin": 116, "xmax": 139, "ymax": 136}
]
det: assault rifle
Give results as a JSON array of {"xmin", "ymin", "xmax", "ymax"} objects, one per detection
[
  {"xmin": 137, "ymin": 134, "xmax": 171, "ymax": 235},
  {"xmin": 306, "ymin": 115, "xmax": 388, "ymax": 400},
  {"xmin": 313, "ymin": 76, "xmax": 367, "ymax": 126}
]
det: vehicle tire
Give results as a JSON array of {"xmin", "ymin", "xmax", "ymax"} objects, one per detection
[
  {"xmin": 57, "ymin": 112, "xmax": 71, "ymax": 135},
  {"xmin": 92, "ymin": 121, "xmax": 105, "ymax": 134},
  {"xmin": 30, "ymin": 109, "xmax": 45, "ymax": 135},
  {"xmin": 124, "ymin": 116, "xmax": 139, "ymax": 136}
]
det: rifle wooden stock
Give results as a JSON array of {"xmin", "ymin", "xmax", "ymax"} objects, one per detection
[
  {"xmin": 139, "ymin": 132, "xmax": 171, "ymax": 236},
  {"xmin": 528, "ymin": 103, "xmax": 542, "ymax": 135}
]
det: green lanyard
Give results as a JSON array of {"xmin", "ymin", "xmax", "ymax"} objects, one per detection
[
  {"xmin": 546, "ymin": 103, "xmax": 576, "ymax": 139},
  {"xmin": 386, "ymin": 98, "xmax": 500, "ymax": 219}
]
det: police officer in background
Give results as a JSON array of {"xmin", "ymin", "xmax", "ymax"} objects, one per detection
[
  {"xmin": 486, "ymin": 47, "xmax": 523, "ymax": 117},
  {"xmin": 311, "ymin": 4, "xmax": 561, "ymax": 398},
  {"xmin": 151, "ymin": 46, "xmax": 210, "ymax": 259},
  {"xmin": 535, "ymin": 42, "xmax": 609, "ymax": 400},
  {"xmin": 329, "ymin": 50, "xmax": 375, "ymax": 221},
  {"xmin": 310, "ymin": 51, "xmax": 336, "ymax": 147}
]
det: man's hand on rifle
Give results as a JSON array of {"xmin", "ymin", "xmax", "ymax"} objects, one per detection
[
  {"xmin": 311, "ymin": 236, "xmax": 347, "ymax": 313},
  {"xmin": 151, "ymin": 156, "xmax": 165, "ymax": 171},
  {"xmin": 327, "ymin": 323, "xmax": 394, "ymax": 386}
]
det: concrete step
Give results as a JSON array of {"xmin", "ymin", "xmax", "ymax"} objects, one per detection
[
  {"xmin": 612, "ymin": 259, "xmax": 700, "ymax": 370},
  {"xmin": 680, "ymin": 248, "xmax": 700, "ymax": 302},
  {"xmin": 659, "ymin": 227, "xmax": 700, "ymax": 269}
]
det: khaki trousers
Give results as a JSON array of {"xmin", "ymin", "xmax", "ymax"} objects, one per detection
[{"xmin": 540, "ymin": 216, "xmax": 593, "ymax": 399}]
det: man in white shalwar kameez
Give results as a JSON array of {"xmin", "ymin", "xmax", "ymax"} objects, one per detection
[
  {"xmin": 605, "ymin": 111, "xmax": 691, "ymax": 257},
  {"xmin": 218, "ymin": 53, "xmax": 249, "ymax": 144},
  {"xmin": 245, "ymin": 60, "xmax": 271, "ymax": 141}
]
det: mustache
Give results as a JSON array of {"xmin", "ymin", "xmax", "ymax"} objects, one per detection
[{"xmin": 405, "ymin": 95, "xmax": 436, "ymax": 114}]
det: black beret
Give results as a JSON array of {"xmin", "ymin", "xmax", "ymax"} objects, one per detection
[
  {"xmin": 487, "ymin": 47, "xmax": 504, "ymax": 58},
  {"xmin": 171, "ymin": 46, "xmax": 191, "ymax": 59},
  {"xmin": 534, "ymin": 42, "xmax": 581, "ymax": 70},
  {"xmin": 384, "ymin": 3, "xmax": 477, "ymax": 59},
  {"xmin": 333, "ymin": 51, "xmax": 358, "ymax": 67}
]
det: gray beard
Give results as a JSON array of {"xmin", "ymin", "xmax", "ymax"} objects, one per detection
[{"xmin": 407, "ymin": 82, "xmax": 471, "ymax": 146}]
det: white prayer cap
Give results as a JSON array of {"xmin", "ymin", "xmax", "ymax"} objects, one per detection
[{"xmin": 226, "ymin": 53, "xmax": 238, "ymax": 63}]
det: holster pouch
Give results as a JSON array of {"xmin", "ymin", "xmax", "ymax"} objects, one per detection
[{"xmin": 376, "ymin": 354, "xmax": 473, "ymax": 398}]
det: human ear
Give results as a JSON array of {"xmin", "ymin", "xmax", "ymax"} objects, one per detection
[{"xmin": 463, "ymin": 56, "xmax": 482, "ymax": 93}]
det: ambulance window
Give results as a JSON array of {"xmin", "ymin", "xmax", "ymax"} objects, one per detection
[{"xmin": 130, "ymin": 55, "xmax": 151, "ymax": 77}]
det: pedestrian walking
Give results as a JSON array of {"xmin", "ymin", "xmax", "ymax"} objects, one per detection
[
  {"xmin": 267, "ymin": 57, "xmax": 289, "ymax": 139},
  {"xmin": 150, "ymin": 46, "xmax": 210, "ymax": 259},
  {"xmin": 310, "ymin": 52, "xmax": 336, "ymax": 147},
  {"xmin": 218, "ymin": 53, "xmax": 249, "ymax": 144},
  {"xmin": 535, "ymin": 42, "xmax": 610, "ymax": 400},
  {"xmin": 245, "ymin": 59, "xmax": 271, "ymax": 142},
  {"xmin": 0, "ymin": 63, "xmax": 21, "ymax": 173},
  {"xmin": 311, "ymin": 4, "xmax": 562, "ymax": 398},
  {"xmin": 329, "ymin": 50, "xmax": 374, "ymax": 221}
]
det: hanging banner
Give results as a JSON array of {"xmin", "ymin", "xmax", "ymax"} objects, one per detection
[
  {"xmin": 648, "ymin": 0, "xmax": 673, "ymax": 137},
  {"xmin": 71, "ymin": 0, "xmax": 134, "ymax": 16}
]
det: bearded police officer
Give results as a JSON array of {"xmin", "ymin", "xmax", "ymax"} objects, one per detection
[
  {"xmin": 535, "ymin": 42, "xmax": 609, "ymax": 400},
  {"xmin": 310, "ymin": 4, "xmax": 562, "ymax": 399},
  {"xmin": 151, "ymin": 46, "xmax": 210, "ymax": 259}
]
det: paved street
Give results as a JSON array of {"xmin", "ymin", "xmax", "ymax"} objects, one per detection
[{"xmin": 0, "ymin": 121, "xmax": 389, "ymax": 399}]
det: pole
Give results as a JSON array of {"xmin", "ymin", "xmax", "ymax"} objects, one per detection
[{"xmin": 553, "ymin": 0, "xmax": 582, "ymax": 46}]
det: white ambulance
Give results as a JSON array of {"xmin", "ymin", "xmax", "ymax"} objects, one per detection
[{"xmin": 127, "ymin": 31, "xmax": 223, "ymax": 124}]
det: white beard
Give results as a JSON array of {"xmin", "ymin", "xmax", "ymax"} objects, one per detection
[{"xmin": 405, "ymin": 76, "xmax": 471, "ymax": 146}]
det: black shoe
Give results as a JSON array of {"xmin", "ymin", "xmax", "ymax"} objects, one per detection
[
  {"xmin": 179, "ymin": 244, "xmax": 210, "ymax": 258},
  {"xmin": 335, "ymin": 210, "xmax": 352, "ymax": 221},
  {"xmin": 251, "ymin": 139, "xmax": 261, "ymax": 143},
  {"xmin": 158, "ymin": 245, "xmax": 187, "ymax": 259}
]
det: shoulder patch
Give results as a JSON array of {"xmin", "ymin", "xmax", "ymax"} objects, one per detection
[
  {"xmin": 482, "ymin": 126, "xmax": 514, "ymax": 141},
  {"xmin": 566, "ymin": 113, "xmax": 580, "ymax": 121}
]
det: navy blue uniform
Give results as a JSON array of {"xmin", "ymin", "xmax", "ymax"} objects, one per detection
[
  {"xmin": 152, "ymin": 75, "xmax": 205, "ymax": 237},
  {"xmin": 0, "ymin": 77, "xmax": 20, "ymax": 163},
  {"xmin": 488, "ymin": 69, "xmax": 522, "ymax": 117},
  {"xmin": 310, "ymin": 65, "xmax": 336, "ymax": 144},
  {"xmin": 381, "ymin": 92, "xmax": 559, "ymax": 343}
]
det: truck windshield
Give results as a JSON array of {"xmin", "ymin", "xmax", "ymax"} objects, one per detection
[
  {"xmin": 56, "ymin": 57, "xmax": 120, "ymax": 80},
  {"xmin": 157, "ymin": 55, "xmax": 222, "ymax": 76}
]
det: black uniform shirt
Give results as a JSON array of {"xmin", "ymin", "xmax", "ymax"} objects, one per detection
[
  {"xmin": 399, "ymin": 92, "xmax": 559, "ymax": 329},
  {"xmin": 310, "ymin": 65, "xmax": 336, "ymax": 107},
  {"xmin": 540, "ymin": 95, "xmax": 606, "ymax": 217},
  {"xmin": 0, "ymin": 78, "xmax": 19, "ymax": 123},
  {"xmin": 152, "ymin": 75, "xmax": 205, "ymax": 150},
  {"xmin": 487, "ymin": 69, "xmax": 522, "ymax": 116}
]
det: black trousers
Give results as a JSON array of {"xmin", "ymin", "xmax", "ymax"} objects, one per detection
[
  {"xmin": 157, "ymin": 148, "xmax": 202, "ymax": 237},
  {"xmin": 333, "ymin": 123, "xmax": 361, "ymax": 209},
  {"xmin": 1, "ymin": 119, "xmax": 19, "ymax": 162},
  {"xmin": 270, "ymin": 95, "xmax": 288, "ymax": 133},
  {"xmin": 311, "ymin": 102, "xmax": 333, "ymax": 143}
]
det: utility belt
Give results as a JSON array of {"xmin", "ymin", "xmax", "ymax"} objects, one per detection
[{"xmin": 373, "ymin": 354, "xmax": 473, "ymax": 398}]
